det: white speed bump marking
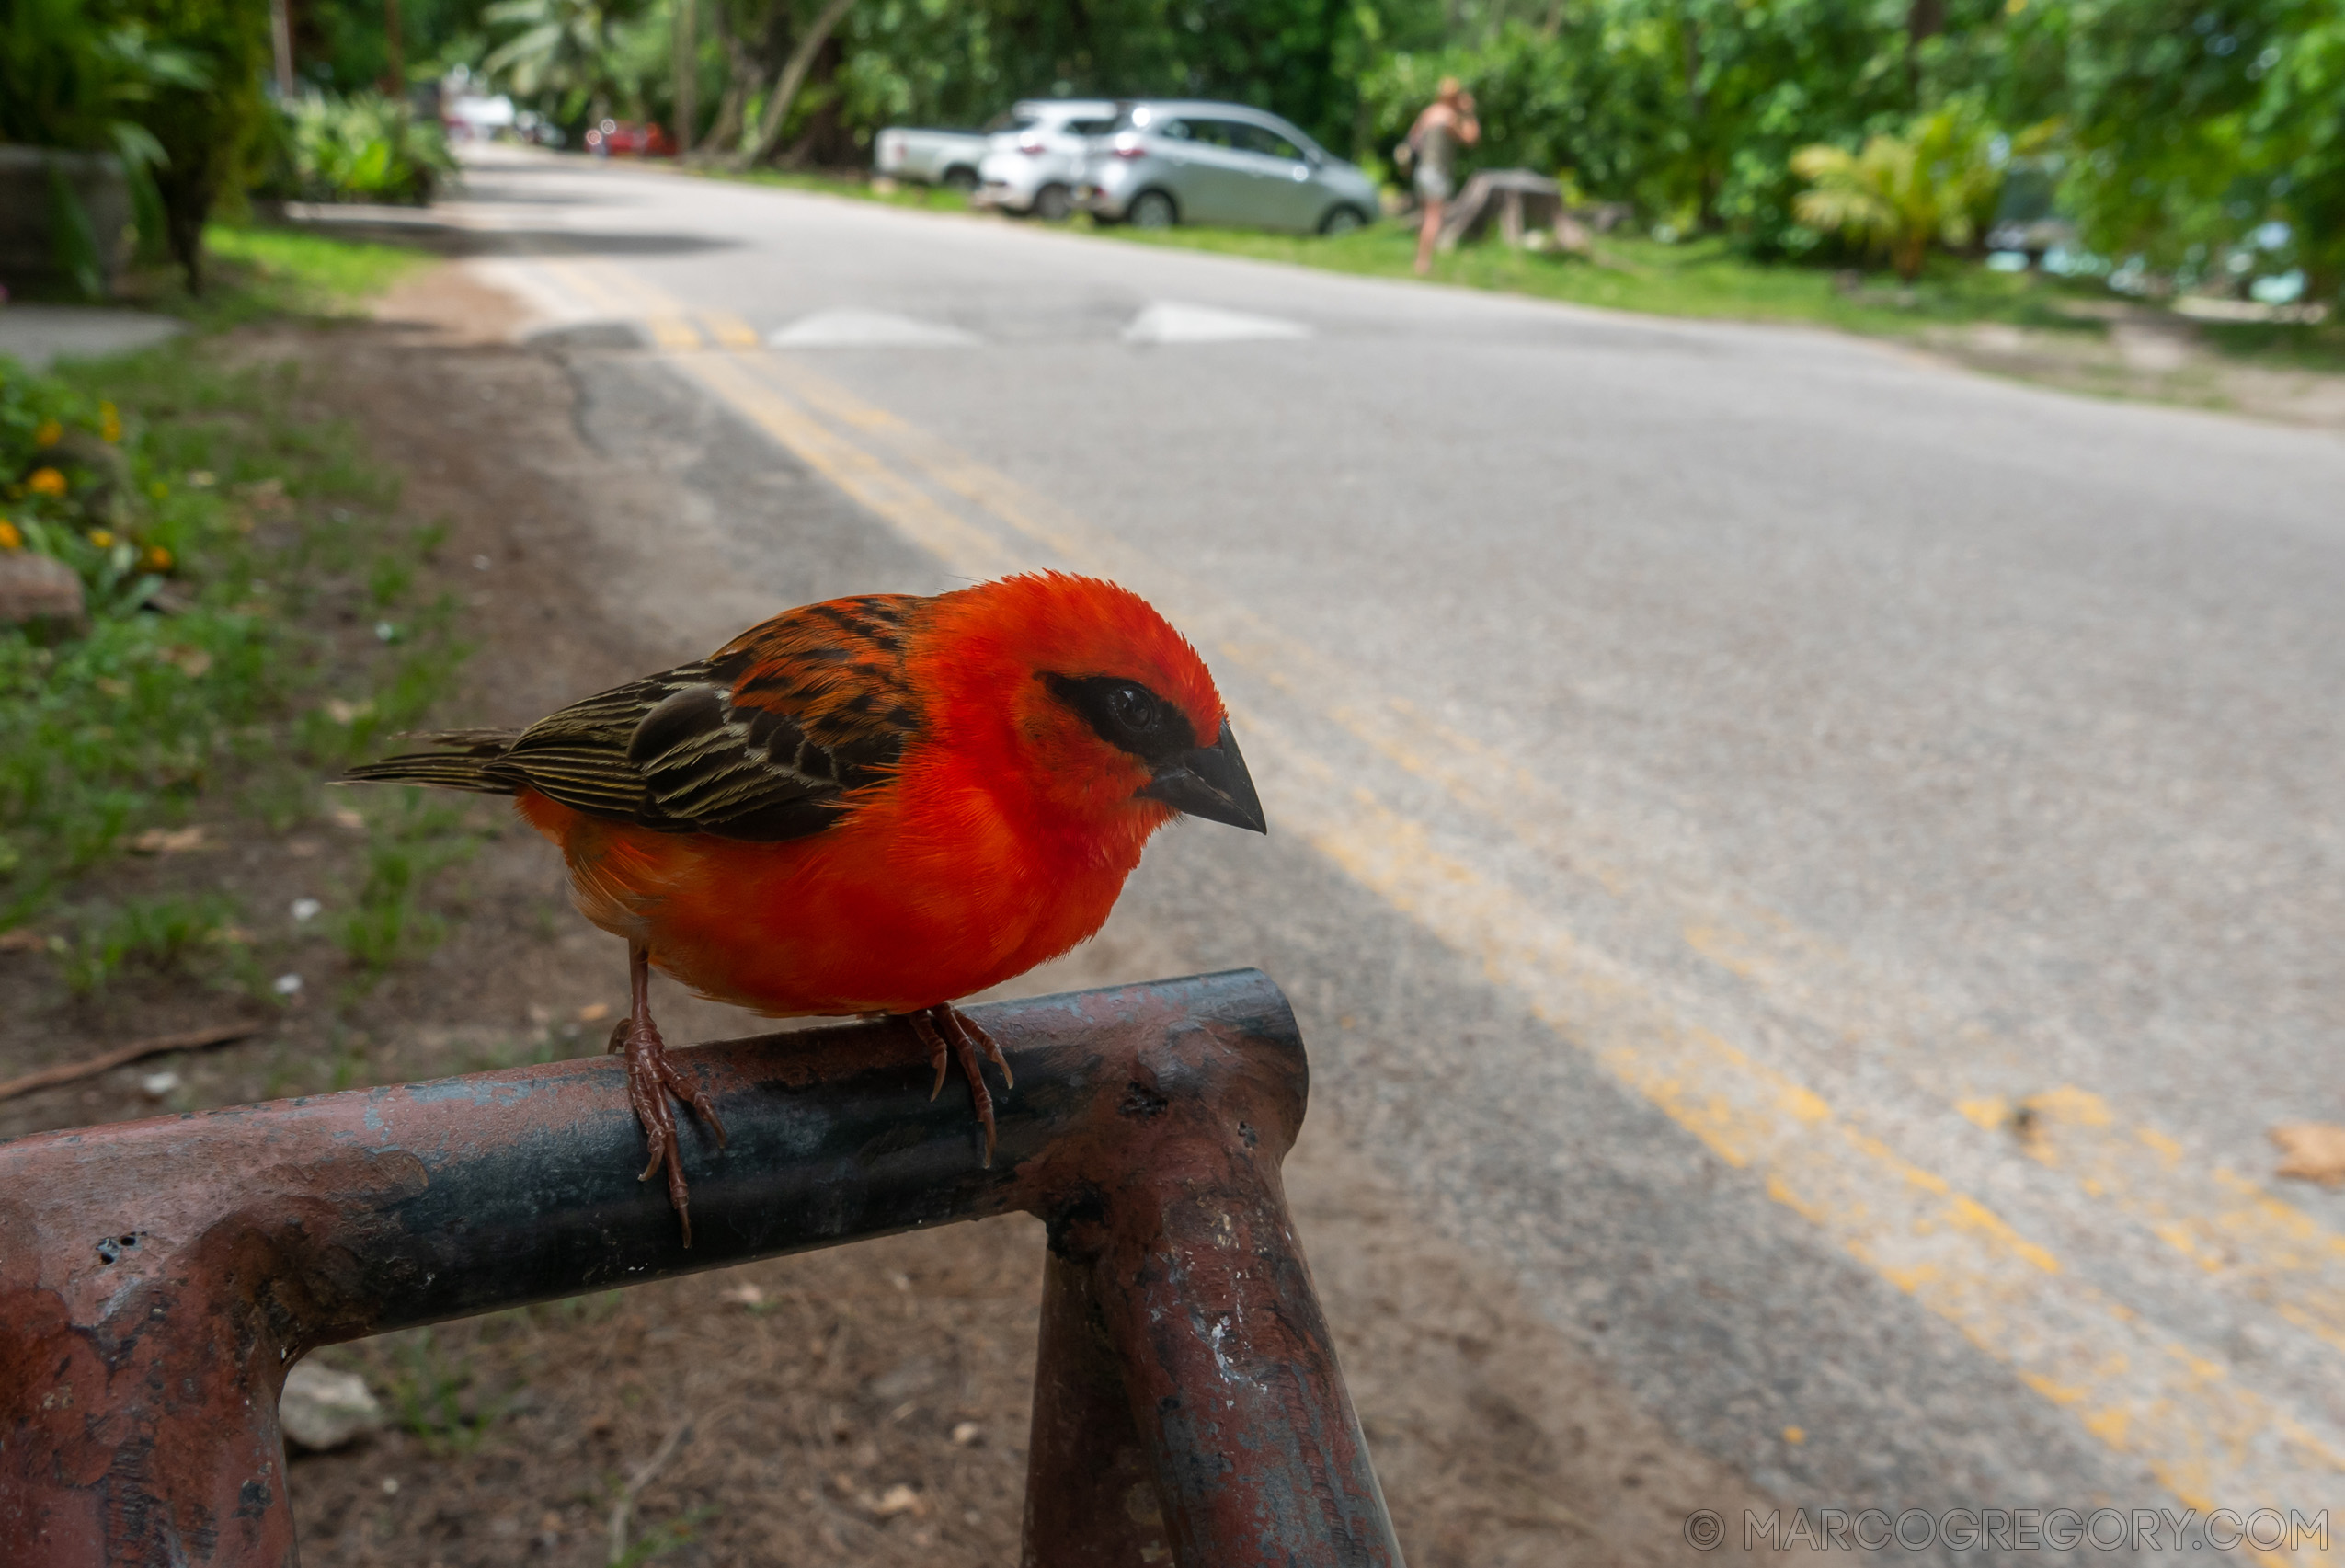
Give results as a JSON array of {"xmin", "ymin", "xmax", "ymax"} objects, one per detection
[
  {"xmin": 1122, "ymin": 302, "xmax": 1311, "ymax": 345},
  {"xmin": 768, "ymin": 309, "xmax": 979, "ymax": 349}
]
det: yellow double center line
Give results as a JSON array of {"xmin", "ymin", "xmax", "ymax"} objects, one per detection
[{"xmin": 513, "ymin": 255, "xmax": 2345, "ymax": 1562}]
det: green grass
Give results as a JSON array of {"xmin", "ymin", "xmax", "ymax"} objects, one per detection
[
  {"xmin": 1, "ymin": 242, "xmax": 471, "ymax": 934},
  {"xmin": 1098, "ymin": 220, "xmax": 2110, "ymax": 338},
  {"xmin": 332, "ymin": 789, "xmax": 484, "ymax": 985},
  {"xmin": 55, "ymin": 891, "xmax": 250, "ymax": 997},
  {"xmin": 2189, "ymin": 315, "xmax": 2345, "ymax": 376},
  {"xmin": 121, "ymin": 223, "xmax": 436, "ymax": 329}
]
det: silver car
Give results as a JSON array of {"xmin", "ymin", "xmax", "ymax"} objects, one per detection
[
  {"xmin": 1080, "ymin": 100, "xmax": 1378, "ymax": 235},
  {"xmin": 976, "ymin": 99, "xmax": 1120, "ymax": 220}
]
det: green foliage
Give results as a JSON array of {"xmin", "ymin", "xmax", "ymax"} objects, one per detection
[
  {"xmin": 97, "ymin": 0, "xmax": 277, "ymax": 289},
  {"xmin": 1793, "ymin": 100, "xmax": 2008, "ymax": 280},
  {"xmin": 2025, "ymin": 0, "xmax": 2345, "ymax": 301},
  {"xmin": 258, "ymin": 92, "xmax": 457, "ymax": 204},
  {"xmin": 0, "ymin": 0, "xmax": 208, "ymax": 168},
  {"xmin": 56, "ymin": 891, "xmax": 244, "ymax": 994},
  {"xmin": 1358, "ymin": 4, "xmax": 1979, "ymax": 251},
  {"xmin": 483, "ymin": 0, "xmax": 642, "ymax": 121},
  {"xmin": 299, "ymin": 0, "xmax": 500, "ymax": 92}
]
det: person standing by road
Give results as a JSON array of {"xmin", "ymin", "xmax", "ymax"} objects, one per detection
[{"xmin": 1408, "ymin": 77, "xmax": 1480, "ymax": 276}]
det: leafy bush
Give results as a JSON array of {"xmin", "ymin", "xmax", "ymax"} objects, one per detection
[
  {"xmin": 1792, "ymin": 103, "xmax": 2009, "ymax": 282},
  {"xmin": 1356, "ymin": 7, "xmax": 1941, "ymax": 250},
  {"xmin": 2030, "ymin": 0, "xmax": 2345, "ymax": 305},
  {"xmin": 260, "ymin": 93, "xmax": 455, "ymax": 206},
  {"xmin": 103, "ymin": 0, "xmax": 276, "ymax": 289},
  {"xmin": 0, "ymin": 0, "xmax": 208, "ymax": 170}
]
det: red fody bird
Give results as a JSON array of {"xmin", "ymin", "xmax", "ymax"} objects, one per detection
[{"xmin": 345, "ymin": 573, "xmax": 1265, "ymax": 1240}]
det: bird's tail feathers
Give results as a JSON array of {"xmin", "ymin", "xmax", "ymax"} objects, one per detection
[{"xmin": 341, "ymin": 730, "xmax": 523, "ymax": 795}]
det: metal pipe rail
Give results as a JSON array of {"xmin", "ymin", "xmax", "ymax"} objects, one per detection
[{"xmin": 0, "ymin": 969, "xmax": 1402, "ymax": 1567}]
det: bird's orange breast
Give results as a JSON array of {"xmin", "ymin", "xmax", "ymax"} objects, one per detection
[{"xmin": 516, "ymin": 755, "xmax": 1157, "ymax": 1018}]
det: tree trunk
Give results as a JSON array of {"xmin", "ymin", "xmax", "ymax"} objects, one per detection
[
  {"xmin": 700, "ymin": 16, "xmax": 751, "ymax": 160},
  {"xmin": 1893, "ymin": 230, "xmax": 1926, "ymax": 282},
  {"xmin": 1906, "ymin": 0, "xmax": 1943, "ymax": 100},
  {"xmin": 269, "ymin": 0, "xmax": 294, "ymax": 96},
  {"xmin": 674, "ymin": 0, "xmax": 697, "ymax": 154},
  {"xmin": 1681, "ymin": 11, "xmax": 1719, "ymax": 227},
  {"xmin": 383, "ymin": 0, "xmax": 404, "ymax": 96},
  {"xmin": 732, "ymin": 0, "xmax": 855, "ymax": 169}
]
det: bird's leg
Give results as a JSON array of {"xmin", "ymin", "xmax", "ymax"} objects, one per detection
[
  {"xmin": 606, "ymin": 943, "xmax": 727, "ymax": 1245},
  {"xmin": 910, "ymin": 1004, "xmax": 1014, "ymax": 1168}
]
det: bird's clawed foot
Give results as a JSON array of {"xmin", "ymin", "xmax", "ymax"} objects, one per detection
[
  {"xmin": 610, "ymin": 948, "xmax": 727, "ymax": 1245},
  {"xmin": 910, "ymin": 1004, "xmax": 1014, "ymax": 1167}
]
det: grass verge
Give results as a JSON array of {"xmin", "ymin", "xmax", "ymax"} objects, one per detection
[
  {"xmin": 1, "ymin": 224, "xmax": 471, "ymax": 956},
  {"xmin": 1097, "ymin": 220, "xmax": 2113, "ymax": 338}
]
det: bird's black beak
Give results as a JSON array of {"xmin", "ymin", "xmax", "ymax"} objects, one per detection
[{"xmin": 1139, "ymin": 718, "xmax": 1267, "ymax": 834}]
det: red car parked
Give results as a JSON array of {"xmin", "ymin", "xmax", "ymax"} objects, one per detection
[{"xmin": 584, "ymin": 120, "xmax": 674, "ymax": 157}]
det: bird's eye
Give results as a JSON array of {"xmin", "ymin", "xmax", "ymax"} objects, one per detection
[
  {"xmin": 1043, "ymin": 673, "xmax": 1198, "ymax": 763},
  {"xmin": 1105, "ymin": 683, "xmax": 1160, "ymax": 738}
]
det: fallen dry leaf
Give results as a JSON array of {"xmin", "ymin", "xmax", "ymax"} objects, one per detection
[
  {"xmin": 157, "ymin": 646, "xmax": 212, "ymax": 678},
  {"xmin": 130, "ymin": 826, "xmax": 206, "ymax": 854},
  {"xmin": 2271, "ymin": 1124, "xmax": 2345, "ymax": 1185},
  {"xmin": 721, "ymin": 1283, "xmax": 766, "ymax": 1309},
  {"xmin": 328, "ymin": 807, "xmax": 367, "ymax": 832},
  {"xmin": 322, "ymin": 698, "xmax": 372, "ymax": 726},
  {"xmin": 577, "ymin": 1002, "xmax": 612, "ymax": 1024},
  {"xmin": 0, "ymin": 928, "xmax": 49, "ymax": 952}
]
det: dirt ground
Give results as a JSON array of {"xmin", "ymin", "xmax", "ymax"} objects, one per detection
[
  {"xmin": 1918, "ymin": 307, "xmax": 2345, "ymax": 432},
  {"xmin": 1, "ymin": 259, "xmax": 1825, "ymax": 1565}
]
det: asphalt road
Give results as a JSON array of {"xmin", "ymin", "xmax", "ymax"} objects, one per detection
[{"xmin": 421, "ymin": 146, "xmax": 2345, "ymax": 1562}]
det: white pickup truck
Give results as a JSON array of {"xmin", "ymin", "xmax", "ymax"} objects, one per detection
[{"xmin": 873, "ymin": 127, "xmax": 991, "ymax": 191}]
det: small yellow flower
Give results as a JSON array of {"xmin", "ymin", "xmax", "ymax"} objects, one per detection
[
  {"xmin": 99, "ymin": 403, "xmax": 121, "ymax": 443},
  {"xmin": 87, "ymin": 529, "xmax": 115, "ymax": 549},
  {"xmin": 0, "ymin": 521, "xmax": 20, "ymax": 550},
  {"xmin": 33, "ymin": 419, "xmax": 62, "ymax": 448},
  {"xmin": 28, "ymin": 467, "xmax": 67, "ymax": 498},
  {"xmin": 143, "ymin": 544, "xmax": 173, "ymax": 571},
  {"xmin": 148, "ymin": 480, "xmax": 168, "ymax": 499}
]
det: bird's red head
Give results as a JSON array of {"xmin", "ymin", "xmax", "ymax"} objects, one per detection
[{"xmin": 912, "ymin": 573, "xmax": 1265, "ymax": 851}]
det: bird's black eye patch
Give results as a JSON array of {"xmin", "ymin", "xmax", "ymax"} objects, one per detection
[{"xmin": 1044, "ymin": 673, "xmax": 1198, "ymax": 764}]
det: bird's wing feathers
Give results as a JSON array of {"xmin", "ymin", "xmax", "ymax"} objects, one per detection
[{"xmin": 486, "ymin": 595, "xmax": 924, "ymax": 841}]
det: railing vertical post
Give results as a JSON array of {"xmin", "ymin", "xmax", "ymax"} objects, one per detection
[
  {"xmin": 1, "ymin": 1220, "xmax": 297, "ymax": 1567},
  {"xmin": 1029, "ymin": 1017, "xmax": 1405, "ymax": 1568},
  {"xmin": 1020, "ymin": 1251, "xmax": 1175, "ymax": 1563}
]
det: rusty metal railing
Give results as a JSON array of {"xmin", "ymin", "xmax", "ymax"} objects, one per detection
[{"xmin": 0, "ymin": 969, "xmax": 1402, "ymax": 1566}]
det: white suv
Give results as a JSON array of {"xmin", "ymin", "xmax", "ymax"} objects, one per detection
[{"xmin": 975, "ymin": 99, "xmax": 1120, "ymax": 220}]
